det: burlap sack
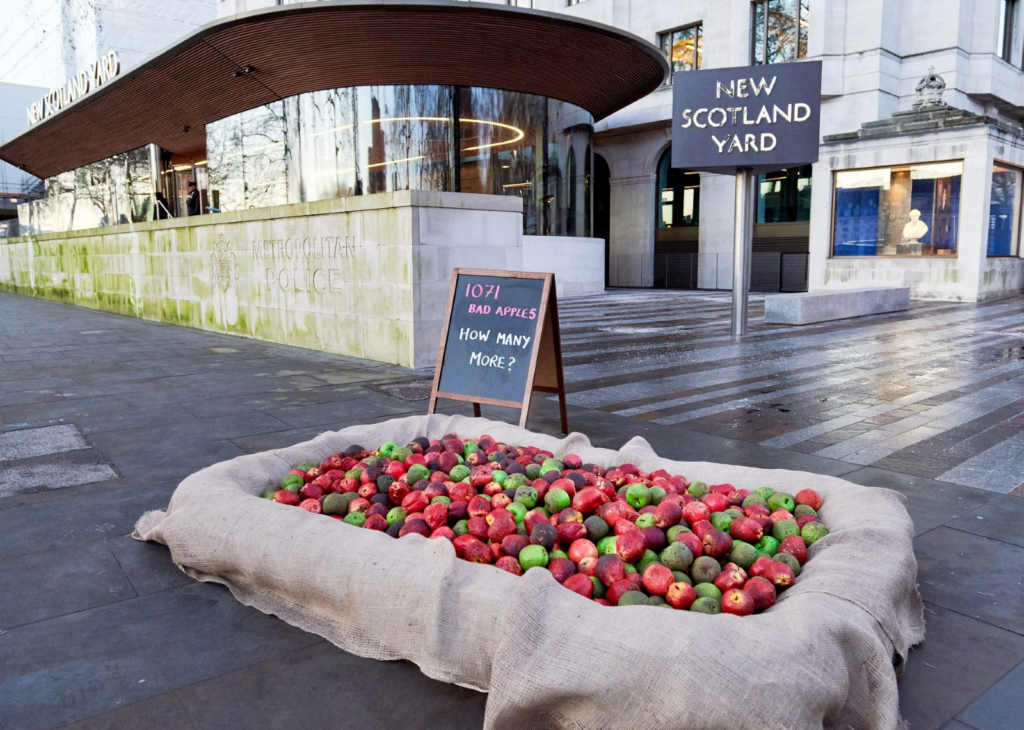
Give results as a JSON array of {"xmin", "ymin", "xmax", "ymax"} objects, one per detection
[{"xmin": 135, "ymin": 414, "xmax": 924, "ymax": 730}]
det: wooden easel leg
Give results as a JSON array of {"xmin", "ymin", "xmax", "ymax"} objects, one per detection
[
  {"xmin": 558, "ymin": 391, "xmax": 569, "ymax": 435},
  {"xmin": 473, "ymin": 402, "xmax": 481, "ymax": 418}
]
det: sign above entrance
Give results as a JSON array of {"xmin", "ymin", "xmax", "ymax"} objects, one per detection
[
  {"xmin": 671, "ymin": 61, "xmax": 822, "ymax": 174},
  {"xmin": 26, "ymin": 51, "xmax": 121, "ymax": 126}
]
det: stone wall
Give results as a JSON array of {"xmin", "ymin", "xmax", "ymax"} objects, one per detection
[{"xmin": 0, "ymin": 191, "xmax": 533, "ymax": 369}]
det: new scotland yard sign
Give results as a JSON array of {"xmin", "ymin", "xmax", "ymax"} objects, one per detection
[{"xmin": 671, "ymin": 61, "xmax": 822, "ymax": 174}]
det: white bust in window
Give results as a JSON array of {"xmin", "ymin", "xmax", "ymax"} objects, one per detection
[{"xmin": 902, "ymin": 209, "xmax": 929, "ymax": 242}]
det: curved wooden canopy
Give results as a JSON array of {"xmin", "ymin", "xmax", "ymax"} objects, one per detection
[{"xmin": 0, "ymin": 0, "xmax": 667, "ymax": 180}]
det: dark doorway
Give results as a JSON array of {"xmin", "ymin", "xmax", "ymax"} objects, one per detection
[{"xmin": 593, "ymin": 153, "xmax": 611, "ymax": 287}]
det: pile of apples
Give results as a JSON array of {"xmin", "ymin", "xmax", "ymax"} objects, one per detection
[{"xmin": 266, "ymin": 433, "xmax": 830, "ymax": 615}]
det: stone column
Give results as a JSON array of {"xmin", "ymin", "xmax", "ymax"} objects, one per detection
[
  {"xmin": 958, "ymin": 153, "xmax": 992, "ymax": 301},
  {"xmin": 697, "ymin": 172, "xmax": 737, "ymax": 289},
  {"xmin": 608, "ymin": 173, "xmax": 656, "ymax": 287}
]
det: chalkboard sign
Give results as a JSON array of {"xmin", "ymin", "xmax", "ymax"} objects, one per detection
[{"xmin": 428, "ymin": 269, "xmax": 568, "ymax": 432}]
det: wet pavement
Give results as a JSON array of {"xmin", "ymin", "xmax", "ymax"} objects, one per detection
[{"xmin": 0, "ymin": 289, "xmax": 1022, "ymax": 730}]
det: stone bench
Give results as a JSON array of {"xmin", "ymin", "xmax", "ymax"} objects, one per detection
[{"xmin": 764, "ymin": 287, "xmax": 910, "ymax": 325}]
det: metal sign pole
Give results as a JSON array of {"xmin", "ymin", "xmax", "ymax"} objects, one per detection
[{"xmin": 731, "ymin": 167, "xmax": 755, "ymax": 336}]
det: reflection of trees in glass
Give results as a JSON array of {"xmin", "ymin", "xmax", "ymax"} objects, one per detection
[
  {"xmin": 661, "ymin": 24, "xmax": 703, "ymax": 82},
  {"xmin": 24, "ymin": 145, "xmax": 152, "ymax": 233},
  {"xmin": 204, "ymin": 85, "xmax": 591, "ymax": 236},
  {"xmin": 752, "ymin": 0, "xmax": 808, "ymax": 64}
]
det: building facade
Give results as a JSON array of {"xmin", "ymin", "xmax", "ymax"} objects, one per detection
[
  {"xmin": 542, "ymin": 0, "xmax": 1024, "ymax": 302},
  {"xmin": 0, "ymin": 0, "xmax": 216, "ymax": 236}
]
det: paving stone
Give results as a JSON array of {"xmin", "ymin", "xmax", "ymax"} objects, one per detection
[
  {"xmin": 0, "ymin": 449, "xmax": 119, "ymax": 498},
  {"xmin": 104, "ymin": 535, "xmax": 194, "ymax": 597},
  {"xmin": 58, "ymin": 688, "xmax": 197, "ymax": 730},
  {"xmin": 914, "ymin": 527, "xmax": 1024, "ymax": 635},
  {"xmin": 703, "ymin": 441, "xmax": 863, "ymax": 477},
  {"xmin": 898, "ymin": 603, "xmax": 1024, "ymax": 730},
  {"xmin": 957, "ymin": 661, "xmax": 1024, "ymax": 730},
  {"xmin": 946, "ymin": 495, "xmax": 1024, "ymax": 549},
  {"xmin": 0, "ymin": 540, "xmax": 137, "ymax": 631},
  {"xmin": 841, "ymin": 467, "xmax": 999, "ymax": 535},
  {"xmin": 174, "ymin": 642, "xmax": 486, "ymax": 730},
  {"xmin": 0, "ymin": 424, "xmax": 89, "ymax": 461},
  {"xmin": 0, "ymin": 582, "xmax": 321, "ymax": 730},
  {"xmin": 0, "ymin": 480, "xmax": 178, "ymax": 559}
]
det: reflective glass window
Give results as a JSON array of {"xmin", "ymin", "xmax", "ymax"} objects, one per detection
[
  {"xmin": 660, "ymin": 24, "xmax": 703, "ymax": 82},
  {"xmin": 989, "ymin": 164, "xmax": 1020, "ymax": 256},
  {"xmin": 752, "ymin": 0, "xmax": 809, "ymax": 64},
  {"xmin": 657, "ymin": 147, "xmax": 700, "ymax": 228},
  {"xmin": 757, "ymin": 165, "xmax": 812, "ymax": 223},
  {"xmin": 833, "ymin": 162, "xmax": 963, "ymax": 257},
  {"xmin": 18, "ymin": 145, "xmax": 152, "ymax": 234}
]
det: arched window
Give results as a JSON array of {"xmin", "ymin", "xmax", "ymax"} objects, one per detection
[{"xmin": 656, "ymin": 147, "xmax": 699, "ymax": 228}]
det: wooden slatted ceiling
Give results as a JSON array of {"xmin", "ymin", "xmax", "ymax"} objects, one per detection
[{"xmin": 0, "ymin": 1, "xmax": 667, "ymax": 180}]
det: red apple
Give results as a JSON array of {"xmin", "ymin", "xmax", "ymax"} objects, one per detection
[
  {"xmin": 548, "ymin": 557, "xmax": 577, "ymax": 584},
  {"xmin": 563, "ymin": 572, "xmax": 594, "ymax": 598},
  {"xmin": 764, "ymin": 560, "xmax": 796, "ymax": 589},
  {"xmin": 487, "ymin": 514, "xmax": 518, "ymax": 543},
  {"xmin": 653, "ymin": 500, "xmax": 682, "ymax": 528},
  {"xmin": 642, "ymin": 563, "xmax": 675, "ymax": 596},
  {"xmin": 692, "ymin": 520, "xmax": 715, "ymax": 540},
  {"xmin": 467, "ymin": 516, "xmax": 489, "ymax": 541},
  {"xmin": 795, "ymin": 488, "xmax": 822, "ymax": 511},
  {"xmin": 743, "ymin": 576, "xmax": 776, "ymax": 611},
  {"xmin": 675, "ymin": 531, "xmax": 703, "ymax": 558},
  {"xmin": 721, "ymin": 588, "xmax": 755, "ymax": 616},
  {"xmin": 568, "ymin": 538, "xmax": 599, "ymax": 563},
  {"xmin": 463, "ymin": 539, "xmax": 492, "ymax": 564},
  {"xmin": 778, "ymin": 535, "xmax": 808, "ymax": 564},
  {"xmin": 713, "ymin": 562, "xmax": 748, "ymax": 592},
  {"xmin": 595, "ymin": 554, "xmax": 627, "ymax": 586},
  {"xmin": 273, "ymin": 490, "xmax": 301, "ymax": 506},
  {"xmin": 422, "ymin": 502, "xmax": 448, "ymax": 531},
  {"xmin": 666, "ymin": 581, "xmax": 697, "ymax": 610},
  {"xmin": 576, "ymin": 556, "xmax": 598, "ymax": 576},
  {"xmin": 429, "ymin": 526, "xmax": 455, "ymax": 541},
  {"xmin": 401, "ymin": 491, "xmax": 429, "ymax": 515},
  {"xmin": 730, "ymin": 516, "xmax": 764, "ymax": 543},
  {"xmin": 606, "ymin": 578, "xmax": 634, "ymax": 606},
  {"xmin": 701, "ymin": 529, "xmax": 733, "ymax": 558},
  {"xmin": 299, "ymin": 498, "xmax": 322, "ymax": 513},
  {"xmin": 500, "ymin": 534, "xmax": 530, "ymax": 558},
  {"xmin": 615, "ymin": 529, "xmax": 647, "ymax": 563},
  {"xmin": 557, "ymin": 521, "xmax": 588, "ymax": 544},
  {"xmin": 399, "ymin": 518, "xmax": 430, "ymax": 538},
  {"xmin": 702, "ymin": 492, "xmax": 730, "ymax": 513},
  {"xmin": 682, "ymin": 500, "xmax": 711, "ymax": 525},
  {"xmin": 749, "ymin": 556, "xmax": 775, "ymax": 578}
]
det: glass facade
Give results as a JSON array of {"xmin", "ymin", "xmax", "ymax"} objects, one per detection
[
  {"xmin": 752, "ymin": 0, "xmax": 810, "ymax": 64},
  {"xmin": 833, "ymin": 162, "xmax": 963, "ymax": 257},
  {"xmin": 660, "ymin": 23, "xmax": 703, "ymax": 82},
  {"xmin": 757, "ymin": 165, "xmax": 812, "ymax": 223},
  {"xmin": 18, "ymin": 146, "xmax": 154, "ymax": 234},
  {"xmin": 207, "ymin": 85, "xmax": 592, "ymax": 236},
  {"xmin": 989, "ymin": 164, "xmax": 1020, "ymax": 256},
  {"xmin": 656, "ymin": 148, "xmax": 700, "ymax": 228}
]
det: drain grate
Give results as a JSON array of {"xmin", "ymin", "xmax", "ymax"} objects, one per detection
[{"xmin": 366, "ymin": 379, "xmax": 435, "ymax": 402}]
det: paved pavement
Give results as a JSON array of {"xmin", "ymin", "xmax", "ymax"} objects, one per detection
[{"xmin": 1, "ymin": 289, "xmax": 1022, "ymax": 730}]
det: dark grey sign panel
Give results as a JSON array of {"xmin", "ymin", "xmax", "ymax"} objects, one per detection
[
  {"xmin": 437, "ymin": 273, "xmax": 545, "ymax": 404},
  {"xmin": 672, "ymin": 61, "xmax": 822, "ymax": 174}
]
